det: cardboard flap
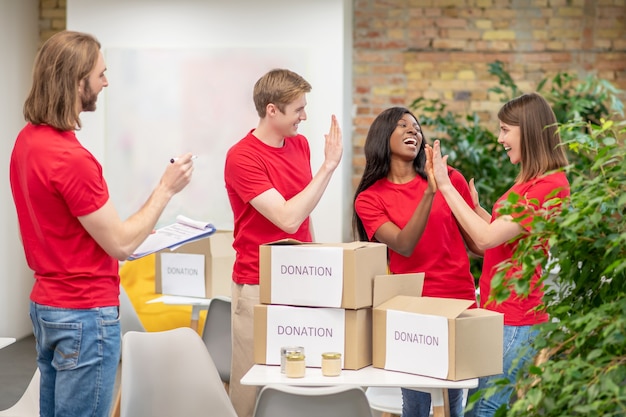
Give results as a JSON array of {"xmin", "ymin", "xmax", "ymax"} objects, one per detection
[
  {"xmin": 380, "ymin": 296, "xmax": 473, "ymax": 319},
  {"xmin": 264, "ymin": 238, "xmax": 304, "ymax": 246},
  {"xmin": 209, "ymin": 232, "xmax": 235, "ymax": 256},
  {"xmin": 341, "ymin": 241, "xmax": 376, "ymax": 250},
  {"xmin": 373, "ymin": 273, "xmax": 424, "ymax": 307}
]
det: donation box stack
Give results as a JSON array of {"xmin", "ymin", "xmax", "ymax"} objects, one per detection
[{"xmin": 253, "ymin": 240, "xmax": 387, "ymax": 370}]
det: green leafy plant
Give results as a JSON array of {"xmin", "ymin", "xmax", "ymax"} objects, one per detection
[
  {"xmin": 488, "ymin": 60, "xmax": 624, "ymax": 129},
  {"xmin": 491, "ymin": 117, "xmax": 626, "ymax": 416},
  {"xmin": 410, "ymin": 62, "xmax": 625, "ymax": 283},
  {"xmin": 409, "ymin": 62, "xmax": 625, "ymax": 415}
]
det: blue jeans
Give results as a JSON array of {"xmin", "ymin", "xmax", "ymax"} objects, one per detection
[
  {"xmin": 30, "ymin": 302, "xmax": 121, "ymax": 417},
  {"xmin": 465, "ymin": 325, "xmax": 539, "ymax": 417},
  {"xmin": 402, "ymin": 388, "xmax": 464, "ymax": 417}
]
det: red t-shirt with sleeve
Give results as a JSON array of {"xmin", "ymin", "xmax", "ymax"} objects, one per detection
[
  {"xmin": 9, "ymin": 123, "xmax": 119, "ymax": 308},
  {"xmin": 224, "ymin": 130, "xmax": 313, "ymax": 285},
  {"xmin": 481, "ymin": 171, "xmax": 570, "ymax": 325},
  {"xmin": 355, "ymin": 168, "xmax": 477, "ymax": 302}
]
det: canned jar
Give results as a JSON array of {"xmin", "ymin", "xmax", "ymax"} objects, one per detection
[
  {"xmin": 285, "ymin": 353, "xmax": 306, "ymax": 378},
  {"xmin": 321, "ymin": 352, "xmax": 342, "ymax": 376},
  {"xmin": 280, "ymin": 346, "xmax": 305, "ymax": 373}
]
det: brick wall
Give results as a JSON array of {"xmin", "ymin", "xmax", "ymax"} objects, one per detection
[
  {"xmin": 353, "ymin": 0, "xmax": 626, "ymax": 187},
  {"xmin": 38, "ymin": 0, "xmax": 626, "ymax": 190},
  {"xmin": 39, "ymin": 0, "xmax": 65, "ymax": 45}
]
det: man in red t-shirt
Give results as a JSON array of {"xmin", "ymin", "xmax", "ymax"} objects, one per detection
[
  {"xmin": 10, "ymin": 31, "xmax": 193, "ymax": 417},
  {"xmin": 224, "ymin": 68, "xmax": 343, "ymax": 417}
]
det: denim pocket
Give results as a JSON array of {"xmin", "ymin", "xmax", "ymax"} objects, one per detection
[
  {"xmin": 100, "ymin": 306, "xmax": 121, "ymax": 340},
  {"xmin": 40, "ymin": 317, "xmax": 81, "ymax": 370}
]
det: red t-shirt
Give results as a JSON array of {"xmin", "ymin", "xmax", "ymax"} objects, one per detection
[
  {"xmin": 481, "ymin": 171, "xmax": 570, "ymax": 325},
  {"xmin": 9, "ymin": 123, "xmax": 119, "ymax": 308},
  {"xmin": 224, "ymin": 130, "xmax": 313, "ymax": 285},
  {"xmin": 355, "ymin": 168, "xmax": 476, "ymax": 302}
]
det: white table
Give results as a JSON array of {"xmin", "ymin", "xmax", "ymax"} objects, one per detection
[
  {"xmin": 241, "ymin": 364, "xmax": 478, "ymax": 417},
  {"xmin": 147, "ymin": 295, "xmax": 211, "ymax": 332},
  {"xmin": 0, "ymin": 337, "xmax": 16, "ymax": 349}
]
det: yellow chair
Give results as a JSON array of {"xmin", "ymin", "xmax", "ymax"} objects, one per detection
[{"xmin": 119, "ymin": 254, "xmax": 207, "ymax": 332}]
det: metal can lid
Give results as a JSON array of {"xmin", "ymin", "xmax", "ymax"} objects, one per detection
[
  {"xmin": 286, "ymin": 353, "xmax": 305, "ymax": 361},
  {"xmin": 281, "ymin": 346, "xmax": 304, "ymax": 355},
  {"xmin": 321, "ymin": 352, "xmax": 342, "ymax": 359}
]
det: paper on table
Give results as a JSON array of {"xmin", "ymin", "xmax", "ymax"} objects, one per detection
[{"xmin": 128, "ymin": 215, "xmax": 216, "ymax": 260}]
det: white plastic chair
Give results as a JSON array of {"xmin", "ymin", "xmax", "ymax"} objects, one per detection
[
  {"xmin": 111, "ymin": 285, "xmax": 147, "ymax": 417},
  {"xmin": 253, "ymin": 384, "xmax": 374, "ymax": 417},
  {"xmin": 120, "ymin": 327, "xmax": 237, "ymax": 417},
  {"xmin": 200, "ymin": 296, "xmax": 232, "ymax": 385},
  {"xmin": 365, "ymin": 387, "xmax": 402, "ymax": 417},
  {"xmin": 119, "ymin": 284, "xmax": 146, "ymax": 334},
  {"xmin": 0, "ymin": 369, "xmax": 40, "ymax": 417}
]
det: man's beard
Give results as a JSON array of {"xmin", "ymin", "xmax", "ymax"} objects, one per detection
[{"xmin": 80, "ymin": 79, "xmax": 98, "ymax": 111}]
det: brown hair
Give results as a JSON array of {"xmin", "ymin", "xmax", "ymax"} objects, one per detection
[
  {"xmin": 253, "ymin": 69, "xmax": 312, "ymax": 118},
  {"xmin": 23, "ymin": 31, "xmax": 101, "ymax": 131},
  {"xmin": 498, "ymin": 92, "xmax": 569, "ymax": 183}
]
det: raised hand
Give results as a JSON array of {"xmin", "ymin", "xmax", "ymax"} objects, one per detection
[
  {"xmin": 469, "ymin": 178, "xmax": 480, "ymax": 207},
  {"xmin": 424, "ymin": 144, "xmax": 437, "ymax": 194},
  {"xmin": 431, "ymin": 140, "xmax": 452, "ymax": 191},
  {"xmin": 323, "ymin": 114, "xmax": 343, "ymax": 171}
]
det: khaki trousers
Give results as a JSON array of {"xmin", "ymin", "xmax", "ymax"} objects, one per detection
[{"xmin": 229, "ymin": 283, "xmax": 259, "ymax": 417}]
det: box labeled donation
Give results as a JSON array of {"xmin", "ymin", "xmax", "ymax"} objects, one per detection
[
  {"xmin": 259, "ymin": 240, "xmax": 387, "ymax": 309},
  {"xmin": 254, "ymin": 304, "xmax": 372, "ymax": 370},
  {"xmin": 155, "ymin": 231, "xmax": 235, "ymax": 298},
  {"xmin": 373, "ymin": 296, "xmax": 504, "ymax": 380}
]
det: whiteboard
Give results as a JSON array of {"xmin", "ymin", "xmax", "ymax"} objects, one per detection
[{"xmin": 103, "ymin": 48, "xmax": 307, "ymax": 230}]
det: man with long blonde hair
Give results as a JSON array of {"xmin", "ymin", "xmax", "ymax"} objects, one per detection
[{"xmin": 10, "ymin": 30, "xmax": 195, "ymax": 417}]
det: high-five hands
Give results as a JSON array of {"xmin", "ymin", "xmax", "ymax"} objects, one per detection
[{"xmin": 431, "ymin": 140, "xmax": 453, "ymax": 192}]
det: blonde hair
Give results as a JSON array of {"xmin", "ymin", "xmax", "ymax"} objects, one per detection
[
  {"xmin": 253, "ymin": 69, "xmax": 311, "ymax": 118},
  {"xmin": 498, "ymin": 92, "xmax": 569, "ymax": 183},
  {"xmin": 23, "ymin": 31, "xmax": 101, "ymax": 131}
]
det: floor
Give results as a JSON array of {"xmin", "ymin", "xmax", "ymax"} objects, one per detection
[
  {"xmin": 0, "ymin": 334, "xmax": 37, "ymax": 410},
  {"xmin": 0, "ymin": 334, "xmax": 122, "ymax": 412},
  {"xmin": 0, "ymin": 335, "xmax": 410, "ymax": 417}
]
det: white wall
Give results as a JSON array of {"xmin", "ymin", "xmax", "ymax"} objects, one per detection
[
  {"xmin": 0, "ymin": 0, "xmax": 39, "ymax": 338},
  {"xmin": 68, "ymin": 0, "xmax": 352, "ymax": 242},
  {"xmin": 0, "ymin": 0, "xmax": 352, "ymax": 338}
]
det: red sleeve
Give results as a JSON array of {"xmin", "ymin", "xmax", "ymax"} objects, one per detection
[
  {"xmin": 354, "ymin": 189, "xmax": 389, "ymax": 241},
  {"xmin": 52, "ymin": 149, "xmax": 109, "ymax": 217},
  {"xmin": 225, "ymin": 147, "xmax": 274, "ymax": 204},
  {"xmin": 509, "ymin": 173, "xmax": 570, "ymax": 231}
]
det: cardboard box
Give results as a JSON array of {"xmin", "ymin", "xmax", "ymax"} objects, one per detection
[
  {"xmin": 254, "ymin": 304, "xmax": 372, "ymax": 370},
  {"xmin": 155, "ymin": 231, "xmax": 235, "ymax": 298},
  {"xmin": 259, "ymin": 240, "xmax": 387, "ymax": 309},
  {"xmin": 373, "ymin": 296, "xmax": 503, "ymax": 380}
]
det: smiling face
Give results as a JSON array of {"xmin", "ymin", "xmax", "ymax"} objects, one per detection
[
  {"xmin": 274, "ymin": 93, "xmax": 307, "ymax": 138},
  {"xmin": 498, "ymin": 121, "xmax": 522, "ymax": 164},
  {"xmin": 389, "ymin": 113, "xmax": 423, "ymax": 161}
]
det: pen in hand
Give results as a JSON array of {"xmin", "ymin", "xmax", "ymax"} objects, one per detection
[{"xmin": 170, "ymin": 155, "xmax": 198, "ymax": 164}]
